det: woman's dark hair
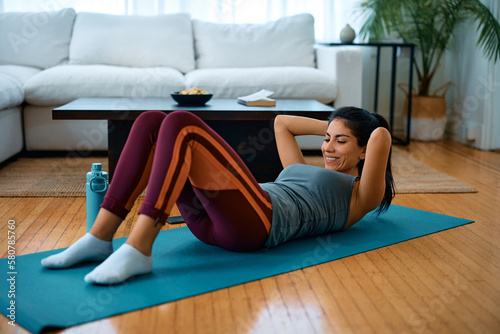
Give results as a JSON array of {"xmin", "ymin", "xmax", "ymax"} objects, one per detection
[{"xmin": 328, "ymin": 106, "xmax": 395, "ymax": 214}]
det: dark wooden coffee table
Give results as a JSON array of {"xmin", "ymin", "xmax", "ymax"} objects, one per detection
[{"xmin": 53, "ymin": 98, "xmax": 333, "ymax": 182}]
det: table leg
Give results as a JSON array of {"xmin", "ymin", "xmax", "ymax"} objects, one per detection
[
  {"xmin": 389, "ymin": 46, "xmax": 398, "ymax": 132},
  {"xmin": 107, "ymin": 120, "xmax": 133, "ymax": 180}
]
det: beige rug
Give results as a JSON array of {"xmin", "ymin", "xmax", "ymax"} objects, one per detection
[
  {"xmin": 391, "ymin": 147, "xmax": 477, "ymax": 193},
  {"xmin": 305, "ymin": 147, "xmax": 477, "ymax": 194},
  {"xmin": 0, "ymin": 156, "xmax": 110, "ymax": 197},
  {"xmin": 0, "ymin": 148, "xmax": 476, "ymax": 197}
]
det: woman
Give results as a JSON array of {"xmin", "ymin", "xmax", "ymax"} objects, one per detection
[{"xmin": 41, "ymin": 107, "xmax": 394, "ymax": 285}]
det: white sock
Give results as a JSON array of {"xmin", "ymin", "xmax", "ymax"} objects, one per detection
[
  {"xmin": 41, "ymin": 233, "xmax": 113, "ymax": 269},
  {"xmin": 84, "ymin": 243, "xmax": 152, "ymax": 285}
]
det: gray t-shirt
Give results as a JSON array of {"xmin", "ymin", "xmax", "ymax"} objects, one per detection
[{"xmin": 260, "ymin": 164, "xmax": 357, "ymax": 248}]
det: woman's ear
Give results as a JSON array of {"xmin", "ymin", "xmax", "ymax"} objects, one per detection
[{"xmin": 360, "ymin": 146, "xmax": 367, "ymax": 160}]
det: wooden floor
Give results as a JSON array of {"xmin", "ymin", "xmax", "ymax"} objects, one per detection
[{"xmin": 0, "ymin": 140, "xmax": 499, "ymax": 334}]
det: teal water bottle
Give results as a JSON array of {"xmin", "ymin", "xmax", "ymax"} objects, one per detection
[{"xmin": 86, "ymin": 163, "xmax": 109, "ymax": 232}]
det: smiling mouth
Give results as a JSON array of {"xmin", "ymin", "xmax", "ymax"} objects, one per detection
[{"xmin": 325, "ymin": 157, "xmax": 338, "ymax": 162}]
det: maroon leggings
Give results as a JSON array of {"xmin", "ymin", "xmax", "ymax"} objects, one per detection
[{"xmin": 101, "ymin": 110, "xmax": 273, "ymax": 251}]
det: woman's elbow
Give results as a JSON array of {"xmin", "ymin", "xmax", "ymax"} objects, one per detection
[
  {"xmin": 274, "ymin": 115, "xmax": 294, "ymax": 136},
  {"xmin": 274, "ymin": 115, "xmax": 288, "ymax": 129}
]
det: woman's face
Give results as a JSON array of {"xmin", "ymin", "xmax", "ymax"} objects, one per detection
[{"xmin": 321, "ymin": 119, "xmax": 366, "ymax": 176}]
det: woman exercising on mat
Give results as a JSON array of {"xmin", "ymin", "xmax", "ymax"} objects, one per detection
[{"xmin": 41, "ymin": 107, "xmax": 394, "ymax": 285}]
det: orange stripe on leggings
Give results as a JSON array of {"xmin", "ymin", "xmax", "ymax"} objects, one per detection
[
  {"xmin": 188, "ymin": 126, "xmax": 272, "ymax": 209},
  {"xmin": 191, "ymin": 144, "xmax": 271, "ymax": 232},
  {"xmin": 155, "ymin": 129, "xmax": 192, "ymax": 218},
  {"xmin": 155, "ymin": 125, "xmax": 272, "ymax": 232},
  {"xmin": 125, "ymin": 143, "xmax": 156, "ymax": 211}
]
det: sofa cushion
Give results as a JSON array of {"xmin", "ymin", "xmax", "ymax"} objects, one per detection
[
  {"xmin": 193, "ymin": 14, "xmax": 315, "ymax": 69},
  {"xmin": 24, "ymin": 65, "xmax": 185, "ymax": 106},
  {"xmin": 0, "ymin": 65, "xmax": 41, "ymax": 85},
  {"xmin": 0, "ymin": 74, "xmax": 24, "ymax": 109},
  {"xmin": 69, "ymin": 12, "xmax": 195, "ymax": 73},
  {"xmin": 185, "ymin": 67, "xmax": 336, "ymax": 101},
  {"xmin": 0, "ymin": 8, "xmax": 76, "ymax": 69}
]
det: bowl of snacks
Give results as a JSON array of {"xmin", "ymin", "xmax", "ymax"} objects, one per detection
[{"xmin": 171, "ymin": 87, "xmax": 213, "ymax": 106}]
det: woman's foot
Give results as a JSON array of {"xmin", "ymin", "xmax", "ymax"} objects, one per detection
[
  {"xmin": 84, "ymin": 243, "xmax": 152, "ymax": 285},
  {"xmin": 41, "ymin": 233, "xmax": 113, "ymax": 269}
]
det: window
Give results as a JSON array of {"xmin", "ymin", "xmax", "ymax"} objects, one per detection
[{"xmin": 0, "ymin": 0, "xmax": 360, "ymax": 42}]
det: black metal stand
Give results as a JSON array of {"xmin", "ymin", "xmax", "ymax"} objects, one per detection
[{"xmin": 319, "ymin": 42, "xmax": 415, "ymax": 145}]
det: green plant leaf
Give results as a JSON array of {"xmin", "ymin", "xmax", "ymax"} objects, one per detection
[{"xmin": 356, "ymin": 0, "xmax": 500, "ymax": 95}]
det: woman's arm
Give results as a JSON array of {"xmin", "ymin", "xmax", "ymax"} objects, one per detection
[
  {"xmin": 274, "ymin": 115, "xmax": 328, "ymax": 168},
  {"xmin": 355, "ymin": 127, "xmax": 392, "ymax": 214}
]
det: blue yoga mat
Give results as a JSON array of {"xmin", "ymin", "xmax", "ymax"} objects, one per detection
[{"xmin": 1, "ymin": 205, "xmax": 473, "ymax": 333}]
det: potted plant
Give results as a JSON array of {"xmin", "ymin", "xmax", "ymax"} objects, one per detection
[{"xmin": 357, "ymin": 0, "xmax": 500, "ymax": 140}]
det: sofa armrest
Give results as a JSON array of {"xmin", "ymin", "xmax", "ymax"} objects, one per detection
[{"xmin": 315, "ymin": 46, "xmax": 362, "ymax": 108}]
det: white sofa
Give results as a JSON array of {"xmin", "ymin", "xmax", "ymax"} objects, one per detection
[{"xmin": 0, "ymin": 8, "xmax": 362, "ymax": 163}]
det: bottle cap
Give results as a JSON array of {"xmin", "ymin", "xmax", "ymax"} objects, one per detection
[{"xmin": 92, "ymin": 163, "xmax": 102, "ymax": 172}]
